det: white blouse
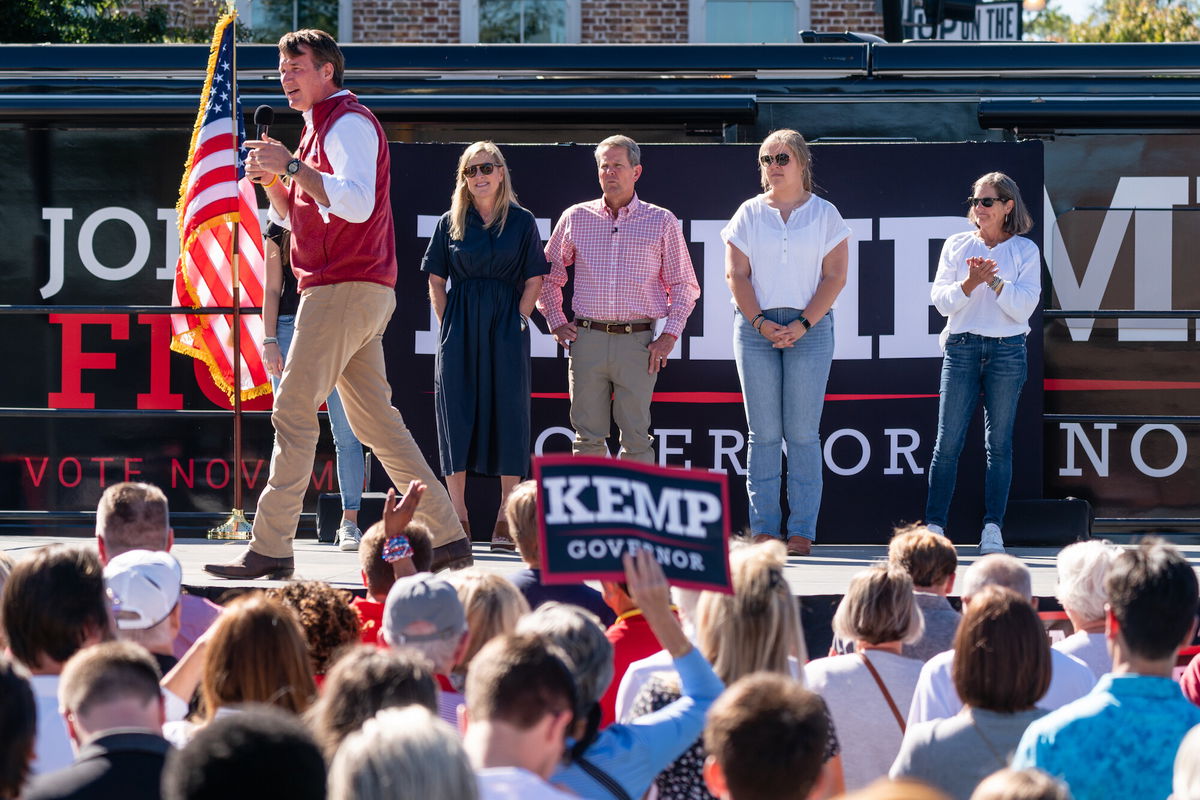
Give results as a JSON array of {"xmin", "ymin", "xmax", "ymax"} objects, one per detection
[
  {"xmin": 721, "ymin": 193, "xmax": 851, "ymax": 311},
  {"xmin": 931, "ymin": 230, "xmax": 1041, "ymax": 348}
]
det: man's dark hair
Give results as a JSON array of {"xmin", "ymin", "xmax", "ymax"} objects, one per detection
[
  {"xmin": 1106, "ymin": 537, "xmax": 1199, "ymax": 660},
  {"xmin": 162, "ymin": 706, "xmax": 326, "ymax": 800},
  {"xmin": 2, "ymin": 545, "xmax": 109, "ymax": 670},
  {"xmin": 0, "ymin": 656, "xmax": 35, "ymax": 800},
  {"xmin": 465, "ymin": 633, "xmax": 576, "ymax": 730},
  {"xmin": 703, "ymin": 673, "xmax": 829, "ymax": 800},
  {"xmin": 96, "ymin": 481, "xmax": 169, "ymax": 557},
  {"xmin": 278, "ymin": 29, "xmax": 344, "ymax": 88},
  {"xmin": 59, "ymin": 640, "xmax": 162, "ymax": 718},
  {"xmin": 305, "ymin": 645, "xmax": 438, "ymax": 759}
]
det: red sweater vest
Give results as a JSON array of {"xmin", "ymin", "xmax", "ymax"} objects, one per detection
[{"xmin": 289, "ymin": 92, "xmax": 397, "ymax": 290}]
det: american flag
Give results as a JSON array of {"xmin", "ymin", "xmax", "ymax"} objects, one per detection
[{"xmin": 170, "ymin": 11, "xmax": 270, "ymax": 404}]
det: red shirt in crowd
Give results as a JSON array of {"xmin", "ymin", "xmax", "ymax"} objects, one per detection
[
  {"xmin": 599, "ymin": 609, "xmax": 664, "ymax": 728},
  {"xmin": 351, "ymin": 596, "xmax": 385, "ymax": 646}
]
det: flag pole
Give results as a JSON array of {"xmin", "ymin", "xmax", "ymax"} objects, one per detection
[{"xmin": 210, "ymin": 6, "xmax": 251, "ymax": 540}]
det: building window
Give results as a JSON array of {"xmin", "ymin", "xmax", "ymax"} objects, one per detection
[
  {"xmin": 462, "ymin": 0, "xmax": 581, "ymax": 42},
  {"xmin": 689, "ymin": 0, "xmax": 808, "ymax": 42},
  {"xmin": 238, "ymin": 0, "xmax": 349, "ymax": 42}
]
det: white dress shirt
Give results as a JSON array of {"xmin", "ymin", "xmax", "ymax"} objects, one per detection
[
  {"xmin": 907, "ymin": 646, "xmax": 1097, "ymax": 725},
  {"xmin": 721, "ymin": 193, "xmax": 851, "ymax": 311},
  {"xmin": 930, "ymin": 230, "xmax": 1041, "ymax": 348},
  {"xmin": 270, "ymin": 89, "xmax": 377, "ymax": 228}
]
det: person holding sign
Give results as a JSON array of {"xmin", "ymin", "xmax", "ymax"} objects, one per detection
[
  {"xmin": 722, "ymin": 129, "xmax": 850, "ymax": 556},
  {"xmin": 422, "ymin": 142, "xmax": 549, "ymax": 550},
  {"xmin": 925, "ymin": 172, "xmax": 1039, "ymax": 555},
  {"xmin": 539, "ymin": 135, "xmax": 700, "ymax": 463}
]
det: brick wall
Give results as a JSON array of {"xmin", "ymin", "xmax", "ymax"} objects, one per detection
[
  {"xmin": 354, "ymin": 0, "xmax": 460, "ymax": 42},
  {"xmin": 581, "ymin": 0, "xmax": 688, "ymax": 42},
  {"xmin": 809, "ymin": 0, "xmax": 884, "ymax": 36},
  {"xmin": 120, "ymin": 0, "xmax": 225, "ymax": 35}
]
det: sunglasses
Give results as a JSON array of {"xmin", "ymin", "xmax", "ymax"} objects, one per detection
[
  {"xmin": 968, "ymin": 196, "xmax": 1010, "ymax": 208},
  {"xmin": 462, "ymin": 162, "xmax": 502, "ymax": 178},
  {"xmin": 759, "ymin": 153, "xmax": 792, "ymax": 167}
]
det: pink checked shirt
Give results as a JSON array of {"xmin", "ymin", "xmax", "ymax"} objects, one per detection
[{"xmin": 539, "ymin": 194, "xmax": 700, "ymax": 339}]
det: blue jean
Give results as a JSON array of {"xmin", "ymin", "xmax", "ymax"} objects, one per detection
[
  {"xmin": 733, "ymin": 309, "xmax": 834, "ymax": 541},
  {"xmin": 274, "ymin": 314, "xmax": 364, "ymax": 512},
  {"xmin": 925, "ymin": 332, "xmax": 1028, "ymax": 530}
]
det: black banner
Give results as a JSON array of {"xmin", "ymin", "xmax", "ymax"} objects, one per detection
[
  {"xmin": 534, "ymin": 455, "xmax": 731, "ymax": 592},
  {"xmin": 2, "ymin": 135, "xmax": 1046, "ymax": 542}
]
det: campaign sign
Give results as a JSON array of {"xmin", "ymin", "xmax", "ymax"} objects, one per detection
[{"xmin": 533, "ymin": 456, "xmax": 732, "ymax": 593}]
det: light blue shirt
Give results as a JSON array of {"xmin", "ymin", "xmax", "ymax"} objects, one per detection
[
  {"xmin": 1013, "ymin": 673, "xmax": 1200, "ymax": 800},
  {"xmin": 552, "ymin": 647, "xmax": 724, "ymax": 799}
]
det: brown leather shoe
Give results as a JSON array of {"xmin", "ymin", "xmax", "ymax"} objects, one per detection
[
  {"xmin": 752, "ymin": 533, "xmax": 780, "ymax": 545},
  {"xmin": 786, "ymin": 536, "xmax": 813, "ymax": 556},
  {"xmin": 490, "ymin": 520, "xmax": 517, "ymax": 552},
  {"xmin": 430, "ymin": 536, "xmax": 474, "ymax": 572},
  {"xmin": 203, "ymin": 547, "xmax": 295, "ymax": 580}
]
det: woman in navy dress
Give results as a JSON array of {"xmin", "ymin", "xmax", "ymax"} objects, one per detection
[{"xmin": 422, "ymin": 142, "xmax": 549, "ymax": 550}]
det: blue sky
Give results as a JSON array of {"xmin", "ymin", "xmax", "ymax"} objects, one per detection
[{"xmin": 1055, "ymin": 0, "xmax": 1096, "ymax": 20}]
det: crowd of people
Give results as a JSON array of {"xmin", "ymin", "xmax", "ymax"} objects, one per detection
[
  {"xmin": 3, "ymin": 481, "xmax": 1200, "ymax": 800},
  {"xmin": 4, "ymin": 23, "xmax": 1198, "ymax": 800}
]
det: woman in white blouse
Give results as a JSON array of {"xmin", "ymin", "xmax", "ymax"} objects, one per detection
[
  {"xmin": 926, "ymin": 172, "xmax": 1040, "ymax": 555},
  {"xmin": 722, "ymin": 129, "xmax": 850, "ymax": 556}
]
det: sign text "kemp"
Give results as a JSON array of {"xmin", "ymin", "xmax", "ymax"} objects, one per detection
[{"xmin": 542, "ymin": 476, "xmax": 721, "ymax": 538}]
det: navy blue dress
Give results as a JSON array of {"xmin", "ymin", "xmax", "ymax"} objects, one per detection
[{"xmin": 421, "ymin": 205, "xmax": 550, "ymax": 477}]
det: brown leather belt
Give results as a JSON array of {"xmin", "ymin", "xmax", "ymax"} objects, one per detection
[{"xmin": 577, "ymin": 318, "xmax": 653, "ymax": 334}]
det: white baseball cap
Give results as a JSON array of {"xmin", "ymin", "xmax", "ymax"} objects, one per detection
[{"xmin": 104, "ymin": 550, "xmax": 183, "ymax": 630}]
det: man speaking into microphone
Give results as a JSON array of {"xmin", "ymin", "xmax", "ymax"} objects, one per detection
[{"xmin": 205, "ymin": 28, "xmax": 471, "ymax": 579}]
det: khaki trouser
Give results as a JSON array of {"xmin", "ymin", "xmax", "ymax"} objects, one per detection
[
  {"xmin": 568, "ymin": 322, "xmax": 658, "ymax": 463},
  {"xmin": 250, "ymin": 282, "xmax": 465, "ymax": 557}
]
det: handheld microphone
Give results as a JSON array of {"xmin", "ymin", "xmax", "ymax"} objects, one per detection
[{"xmin": 254, "ymin": 105, "xmax": 274, "ymax": 139}]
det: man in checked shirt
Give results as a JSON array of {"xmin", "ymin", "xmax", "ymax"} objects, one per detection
[{"xmin": 538, "ymin": 136, "xmax": 700, "ymax": 463}]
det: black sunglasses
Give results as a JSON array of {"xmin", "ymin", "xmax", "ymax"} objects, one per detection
[
  {"xmin": 759, "ymin": 153, "xmax": 792, "ymax": 167},
  {"xmin": 968, "ymin": 196, "xmax": 1010, "ymax": 208},
  {"xmin": 463, "ymin": 162, "xmax": 502, "ymax": 178}
]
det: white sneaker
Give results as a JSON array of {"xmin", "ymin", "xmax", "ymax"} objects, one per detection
[
  {"xmin": 926, "ymin": 523, "xmax": 945, "ymax": 536},
  {"xmin": 979, "ymin": 523, "xmax": 1005, "ymax": 555},
  {"xmin": 337, "ymin": 519, "xmax": 362, "ymax": 552}
]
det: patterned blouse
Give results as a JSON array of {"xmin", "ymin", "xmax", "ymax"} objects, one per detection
[{"xmin": 631, "ymin": 674, "xmax": 841, "ymax": 800}]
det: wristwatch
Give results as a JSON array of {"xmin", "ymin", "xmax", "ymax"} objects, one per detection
[{"xmin": 285, "ymin": 158, "xmax": 302, "ymax": 177}]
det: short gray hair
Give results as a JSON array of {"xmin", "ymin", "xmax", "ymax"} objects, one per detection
[
  {"xmin": 595, "ymin": 135, "xmax": 641, "ymax": 168},
  {"xmin": 515, "ymin": 602, "xmax": 612, "ymax": 713},
  {"xmin": 1055, "ymin": 540, "xmax": 1122, "ymax": 624},
  {"xmin": 832, "ymin": 566, "xmax": 923, "ymax": 646},
  {"xmin": 962, "ymin": 554, "xmax": 1032, "ymax": 603},
  {"xmin": 391, "ymin": 634, "xmax": 461, "ymax": 676},
  {"xmin": 328, "ymin": 705, "xmax": 477, "ymax": 800}
]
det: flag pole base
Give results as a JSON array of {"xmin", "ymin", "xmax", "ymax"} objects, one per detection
[{"xmin": 208, "ymin": 509, "xmax": 252, "ymax": 540}]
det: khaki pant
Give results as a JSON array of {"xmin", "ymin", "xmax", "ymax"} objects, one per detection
[
  {"xmin": 250, "ymin": 282, "xmax": 465, "ymax": 558},
  {"xmin": 568, "ymin": 323, "xmax": 657, "ymax": 463}
]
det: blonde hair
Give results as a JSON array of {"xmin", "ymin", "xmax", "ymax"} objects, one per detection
[
  {"xmin": 968, "ymin": 172, "xmax": 1033, "ymax": 236},
  {"xmin": 832, "ymin": 566, "xmax": 924, "ymax": 646},
  {"xmin": 1055, "ymin": 539, "xmax": 1122, "ymax": 624},
  {"xmin": 449, "ymin": 141, "xmax": 517, "ymax": 241},
  {"xmin": 448, "ymin": 568, "xmax": 530, "ymax": 675},
  {"xmin": 505, "ymin": 480, "xmax": 540, "ymax": 565},
  {"xmin": 759, "ymin": 129, "xmax": 813, "ymax": 192},
  {"xmin": 695, "ymin": 540, "xmax": 806, "ymax": 684},
  {"xmin": 970, "ymin": 768, "xmax": 1070, "ymax": 800},
  {"xmin": 328, "ymin": 705, "xmax": 478, "ymax": 800}
]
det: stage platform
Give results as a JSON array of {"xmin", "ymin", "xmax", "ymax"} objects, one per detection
[{"xmin": 5, "ymin": 534, "xmax": 1198, "ymax": 599}]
